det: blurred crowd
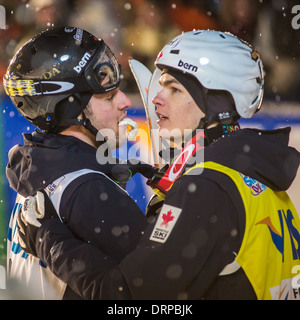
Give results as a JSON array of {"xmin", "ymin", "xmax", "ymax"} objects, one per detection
[{"xmin": 0, "ymin": 0, "xmax": 300, "ymax": 101}]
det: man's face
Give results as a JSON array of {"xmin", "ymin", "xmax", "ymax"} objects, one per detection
[
  {"xmin": 84, "ymin": 88, "xmax": 131, "ymax": 149},
  {"xmin": 152, "ymin": 73, "xmax": 204, "ymax": 145}
]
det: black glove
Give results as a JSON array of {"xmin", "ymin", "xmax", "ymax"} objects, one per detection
[
  {"xmin": 111, "ymin": 159, "xmax": 158, "ymax": 183},
  {"xmin": 146, "ymin": 194, "xmax": 164, "ymax": 222},
  {"xmin": 17, "ymin": 190, "xmax": 58, "ymax": 257}
]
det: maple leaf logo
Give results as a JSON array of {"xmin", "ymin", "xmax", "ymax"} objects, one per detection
[{"xmin": 160, "ymin": 209, "xmax": 174, "ymax": 228}]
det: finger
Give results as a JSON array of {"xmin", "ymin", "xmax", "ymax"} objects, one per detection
[
  {"xmin": 22, "ymin": 200, "xmax": 41, "ymax": 228},
  {"xmin": 17, "ymin": 211, "xmax": 27, "ymax": 234},
  {"xmin": 36, "ymin": 191, "xmax": 45, "ymax": 219}
]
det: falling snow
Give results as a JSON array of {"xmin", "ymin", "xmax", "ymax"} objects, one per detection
[{"xmin": 1, "ymin": 0, "xmax": 300, "ymax": 301}]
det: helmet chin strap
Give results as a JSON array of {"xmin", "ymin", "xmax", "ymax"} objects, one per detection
[
  {"xmin": 81, "ymin": 113, "xmax": 99, "ymax": 137},
  {"xmin": 199, "ymin": 113, "xmax": 240, "ymax": 145},
  {"xmin": 57, "ymin": 114, "xmax": 101, "ymax": 137},
  {"xmin": 197, "ymin": 86, "xmax": 240, "ymax": 145}
]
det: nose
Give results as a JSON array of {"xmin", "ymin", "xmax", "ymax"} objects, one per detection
[
  {"xmin": 152, "ymin": 89, "xmax": 164, "ymax": 108},
  {"xmin": 118, "ymin": 90, "xmax": 131, "ymax": 110}
]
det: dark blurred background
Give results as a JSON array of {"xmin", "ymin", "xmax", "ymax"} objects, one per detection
[{"xmin": 0, "ymin": 0, "xmax": 300, "ymax": 99}]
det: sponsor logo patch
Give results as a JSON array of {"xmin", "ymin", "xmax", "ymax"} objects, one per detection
[
  {"xmin": 150, "ymin": 204, "xmax": 182, "ymax": 243},
  {"xmin": 239, "ymin": 173, "xmax": 266, "ymax": 196}
]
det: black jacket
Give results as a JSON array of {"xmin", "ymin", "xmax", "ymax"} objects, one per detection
[
  {"xmin": 6, "ymin": 131, "xmax": 148, "ymax": 299},
  {"xmin": 34, "ymin": 128, "xmax": 300, "ymax": 299}
]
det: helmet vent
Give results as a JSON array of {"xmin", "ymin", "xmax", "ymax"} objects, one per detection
[
  {"xmin": 170, "ymin": 49, "xmax": 179, "ymax": 54},
  {"xmin": 219, "ymin": 33, "xmax": 226, "ymax": 39},
  {"xmin": 256, "ymin": 77, "xmax": 262, "ymax": 84}
]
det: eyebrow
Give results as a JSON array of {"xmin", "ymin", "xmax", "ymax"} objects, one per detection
[{"xmin": 159, "ymin": 78, "xmax": 180, "ymax": 87}]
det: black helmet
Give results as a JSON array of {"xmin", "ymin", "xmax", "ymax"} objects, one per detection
[{"xmin": 3, "ymin": 26, "xmax": 121, "ymax": 132}]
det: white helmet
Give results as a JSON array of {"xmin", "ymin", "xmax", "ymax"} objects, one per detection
[{"xmin": 154, "ymin": 30, "xmax": 264, "ymax": 119}]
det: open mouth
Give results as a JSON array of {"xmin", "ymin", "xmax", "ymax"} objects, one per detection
[{"xmin": 156, "ymin": 112, "xmax": 168, "ymax": 124}]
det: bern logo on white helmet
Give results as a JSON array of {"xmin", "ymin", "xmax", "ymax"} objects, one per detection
[
  {"xmin": 73, "ymin": 52, "xmax": 92, "ymax": 73},
  {"xmin": 178, "ymin": 59, "xmax": 198, "ymax": 72}
]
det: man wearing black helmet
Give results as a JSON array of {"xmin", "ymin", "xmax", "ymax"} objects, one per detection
[
  {"xmin": 17, "ymin": 30, "xmax": 300, "ymax": 299},
  {"xmin": 4, "ymin": 26, "xmax": 156, "ymax": 299}
]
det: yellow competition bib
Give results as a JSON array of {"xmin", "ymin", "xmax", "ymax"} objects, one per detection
[{"xmin": 185, "ymin": 161, "xmax": 300, "ymax": 300}]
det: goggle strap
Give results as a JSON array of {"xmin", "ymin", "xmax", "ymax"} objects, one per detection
[{"xmin": 3, "ymin": 77, "xmax": 92, "ymax": 97}]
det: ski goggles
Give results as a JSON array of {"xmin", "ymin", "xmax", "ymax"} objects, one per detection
[
  {"xmin": 84, "ymin": 40, "xmax": 121, "ymax": 93},
  {"xmin": 3, "ymin": 40, "xmax": 121, "ymax": 97}
]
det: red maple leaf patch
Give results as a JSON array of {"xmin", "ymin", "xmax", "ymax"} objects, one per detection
[{"xmin": 160, "ymin": 209, "xmax": 174, "ymax": 228}]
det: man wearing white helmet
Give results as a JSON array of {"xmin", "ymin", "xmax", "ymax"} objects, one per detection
[{"xmin": 18, "ymin": 30, "xmax": 300, "ymax": 300}]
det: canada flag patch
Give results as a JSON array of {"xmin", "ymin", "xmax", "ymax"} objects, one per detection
[{"xmin": 150, "ymin": 204, "xmax": 182, "ymax": 243}]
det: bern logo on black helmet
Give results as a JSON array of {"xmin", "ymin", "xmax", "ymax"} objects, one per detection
[
  {"xmin": 73, "ymin": 52, "xmax": 92, "ymax": 73},
  {"xmin": 178, "ymin": 59, "xmax": 198, "ymax": 72}
]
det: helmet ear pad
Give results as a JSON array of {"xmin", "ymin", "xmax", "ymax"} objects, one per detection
[
  {"xmin": 55, "ymin": 94, "xmax": 83, "ymax": 123},
  {"xmin": 54, "ymin": 92, "xmax": 92, "ymax": 126},
  {"xmin": 206, "ymin": 89, "xmax": 236, "ymax": 118}
]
